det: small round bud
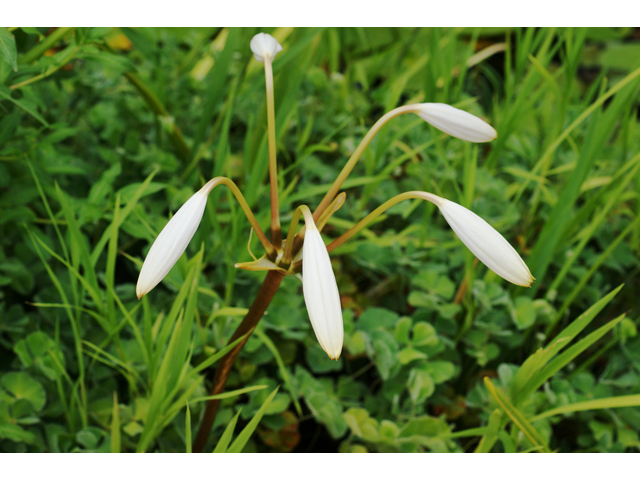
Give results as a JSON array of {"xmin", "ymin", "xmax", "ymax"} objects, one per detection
[{"xmin": 250, "ymin": 33, "xmax": 283, "ymax": 63}]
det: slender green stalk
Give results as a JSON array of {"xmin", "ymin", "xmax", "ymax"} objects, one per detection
[
  {"xmin": 202, "ymin": 177, "xmax": 276, "ymax": 259},
  {"xmin": 264, "ymin": 59, "xmax": 282, "ymax": 248},
  {"xmin": 20, "ymin": 27, "xmax": 73, "ymax": 64},
  {"xmin": 288, "ymin": 104, "xmax": 419, "ymax": 262},
  {"xmin": 327, "ymin": 191, "xmax": 441, "ymax": 253},
  {"xmin": 312, "ymin": 105, "xmax": 418, "ymax": 222},
  {"xmin": 11, "ymin": 45, "xmax": 79, "ymax": 89}
]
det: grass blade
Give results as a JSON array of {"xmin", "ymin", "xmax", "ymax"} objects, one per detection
[
  {"xmin": 484, "ymin": 378, "xmax": 551, "ymax": 453},
  {"xmin": 226, "ymin": 386, "xmax": 279, "ymax": 453},
  {"xmin": 474, "ymin": 409, "xmax": 503, "ymax": 453},
  {"xmin": 531, "ymin": 394, "xmax": 640, "ymax": 422},
  {"xmin": 510, "ymin": 284, "xmax": 624, "ymax": 401},
  {"xmin": 213, "ymin": 409, "xmax": 242, "ymax": 453},
  {"xmin": 523, "ymin": 314, "xmax": 626, "ymax": 399}
]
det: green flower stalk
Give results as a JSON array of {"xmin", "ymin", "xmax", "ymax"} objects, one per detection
[{"xmin": 251, "ymin": 32, "xmax": 283, "ymax": 249}]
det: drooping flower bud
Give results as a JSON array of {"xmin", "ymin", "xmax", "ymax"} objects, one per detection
[
  {"xmin": 250, "ymin": 33, "xmax": 283, "ymax": 63},
  {"xmin": 302, "ymin": 220, "xmax": 344, "ymax": 360},
  {"xmin": 436, "ymin": 198, "xmax": 534, "ymax": 287},
  {"xmin": 415, "ymin": 103, "xmax": 497, "ymax": 143},
  {"xmin": 136, "ymin": 187, "xmax": 208, "ymax": 299}
]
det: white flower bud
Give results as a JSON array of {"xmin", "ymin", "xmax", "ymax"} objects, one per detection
[
  {"xmin": 437, "ymin": 198, "xmax": 534, "ymax": 287},
  {"xmin": 415, "ymin": 103, "xmax": 497, "ymax": 143},
  {"xmin": 302, "ymin": 223, "xmax": 344, "ymax": 360},
  {"xmin": 250, "ymin": 33, "xmax": 283, "ymax": 63},
  {"xmin": 136, "ymin": 187, "xmax": 208, "ymax": 299}
]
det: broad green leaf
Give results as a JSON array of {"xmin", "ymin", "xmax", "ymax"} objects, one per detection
[
  {"xmin": 513, "ymin": 296, "xmax": 536, "ymax": 330},
  {"xmin": 344, "ymin": 408, "xmax": 380, "ymax": 443},
  {"xmin": 1, "ymin": 372, "xmax": 46, "ymax": 412},
  {"xmin": 408, "ymin": 368, "xmax": 435, "ymax": 403},
  {"xmin": 423, "ymin": 361, "xmax": 456, "ymax": 384},
  {"xmin": 0, "ymin": 422, "xmax": 35, "ymax": 444},
  {"xmin": 397, "ymin": 416, "xmax": 452, "ymax": 452}
]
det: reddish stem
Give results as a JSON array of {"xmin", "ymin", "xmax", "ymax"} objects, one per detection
[{"xmin": 193, "ymin": 270, "xmax": 285, "ymax": 453}]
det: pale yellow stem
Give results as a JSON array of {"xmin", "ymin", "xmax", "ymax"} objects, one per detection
[
  {"xmin": 202, "ymin": 177, "xmax": 276, "ymax": 259},
  {"xmin": 312, "ymin": 104, "xmax": 419, "ymax": 222},
  {"xmin": 264, "ymin": 59, "xmax": 281, "ymax": 248},
  {"xmin": 326, "ymin": 191, "xmax": 443, "ymax": 253}
]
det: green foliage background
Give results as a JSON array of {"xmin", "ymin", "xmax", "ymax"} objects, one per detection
[{"xmin": 1, "ymin": 27, "xmax": 639, "ymax": 453}]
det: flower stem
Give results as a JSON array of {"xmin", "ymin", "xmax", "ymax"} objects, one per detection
[
  {"xmin": 202, "ymin": 177, "xmax": 277, "ymax": 259},
  {"xmin": 264, "ymin": 59, "xmax": 282, "ymax": 248},
  {"xmin": 193, "ymin": 270, "xmax": 285, "ymax": 453},
  {"xmin": 312, "ymin": 105, "xmax": 418, "ymax": 222},
  {"xmin": 326, "ymin": 191, "xmax": 442, "ymax": 253}
]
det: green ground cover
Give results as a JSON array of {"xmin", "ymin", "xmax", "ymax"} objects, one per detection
[{"xmin": 1, "ymin": 27, "xmax": 639, "ymax": 452}]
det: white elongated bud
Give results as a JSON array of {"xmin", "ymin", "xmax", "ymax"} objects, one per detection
[
  {"xmin": 302, "ymin": 221, "xmax": 344, "ymax": 360},
  {"xmin": 136, "ymin": 187, "xmax": 208, "ymax": 299},
  {"xmin": 250, "ymin": 33, "xmax": 283, "ymax": 62},
  {"xmin": 437, "ymin": 198, "xmax": 534, "ymax": 287},
  {"xmin": 415, "ymin": 103, "xmax": 497, "ymax": 143}
]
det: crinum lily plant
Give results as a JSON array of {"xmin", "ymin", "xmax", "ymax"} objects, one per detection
[{"xmin": 136, "ymin": 33, "xmax": 534, "ymax": 451}]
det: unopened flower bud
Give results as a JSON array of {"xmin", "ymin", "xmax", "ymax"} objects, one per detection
[
  {"xmin": 136, "ymin": 187, "xmax": 208, "ymax": 299},
  {"xmin": 415, "ymin": 103, "xmax": 497, "ymax": 143},
  {"xmin": 302, "ymin": 221, "xmax": 343, "ymax": 360},
  {"xmin": 250, "ymin": 33, "xmax": 283, "ymax": 63},
  {"xmin": 437, "ymin": 198, "xmax": 534, "ymax": 286}
]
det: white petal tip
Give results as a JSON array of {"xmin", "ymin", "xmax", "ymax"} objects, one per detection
[
  {"xmin": 326, "ymin": 350, "xmax": 342, "ymax": 361},
  {"xmin": 518, "ymin": 274, "xmax": 535, "ymax": 288},
  {"xmin": 415, "ymin": 103, "xmax": 497, "ymax": 143},
  {"xmin": 250, "ymin": 33, "xmax": 283, "ymax": 62}
]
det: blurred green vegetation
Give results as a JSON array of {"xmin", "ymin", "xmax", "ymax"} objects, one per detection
[{"xmin": 1, "ymin": 27, "xmax": 639, "ymax": 453}]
